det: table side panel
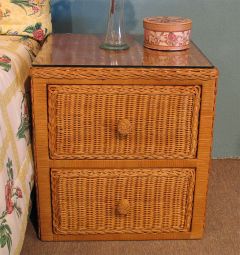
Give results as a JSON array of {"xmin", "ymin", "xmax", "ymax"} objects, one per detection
[
  {"xmin": 31, "ymin": 78, "xmax": 54, "ymax": 240},
  {"xmin": 191, "ymin": 79, "xmax": 217, "ymax": 237}
]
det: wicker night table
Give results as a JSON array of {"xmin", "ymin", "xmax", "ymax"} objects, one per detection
[{"xmin": 31, "ymin": 34, "xmax": 218, "ymax": 241}]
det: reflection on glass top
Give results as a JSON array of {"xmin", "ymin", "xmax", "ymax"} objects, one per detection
[{"xmin": 33, "ymin": 34, "xmax": 214, "ymax": 68}]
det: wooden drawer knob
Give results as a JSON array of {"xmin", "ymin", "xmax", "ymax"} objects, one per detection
[
  {"xmin": 117, "ymin": 199, "xmax": 130, "ymax": 215},
  {"xmin": 117, "ymin": 119, "xmax": 131, "ymax": 136}
]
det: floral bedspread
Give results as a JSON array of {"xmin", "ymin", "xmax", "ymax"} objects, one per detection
[{"xmin": 0, "ymin": 35, "xmax": 40, "ymax": 255}]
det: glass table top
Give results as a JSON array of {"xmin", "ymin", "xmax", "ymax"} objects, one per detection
[{"xmin": 33, "ymin": 34, "xmax": 214, "ymax": 68}]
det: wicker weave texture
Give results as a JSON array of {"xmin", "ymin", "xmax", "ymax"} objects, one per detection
[
  {"xmin": 48, "ymin": 85, "xmax": 201, "ymax": 159},
  {"xmin": 31, "ymin": 67, "xmax": 218, "ymax": 80},
  {"xmin": 51, "ymin": 168, "xmax": 195, "ymax": 234}
]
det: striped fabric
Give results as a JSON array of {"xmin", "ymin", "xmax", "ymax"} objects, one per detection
[{"xmin": 0, "ymin": 35, "xmax": 40, "ymax": 255}]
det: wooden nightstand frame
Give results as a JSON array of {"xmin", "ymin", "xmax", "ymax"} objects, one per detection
[{"xmin": 31, "ymin": 34, "xmax": 218, "ymax": 241}]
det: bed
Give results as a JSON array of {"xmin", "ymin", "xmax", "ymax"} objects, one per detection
[
  {"xmin": 0, "ymin": 35, "xmax": 40, "ymax": 255},
  {"xmin": 0, "ymin": 1, "xmax": 52, "ymax": 254}
]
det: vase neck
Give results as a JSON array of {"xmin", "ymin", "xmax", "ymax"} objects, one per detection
[{"xmin": 110, "ymin": 0, "xmax": 124, "ymax": 14}]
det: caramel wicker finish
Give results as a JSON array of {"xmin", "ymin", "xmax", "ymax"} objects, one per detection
[
  {"xmin": 51, "ymin": 168, "xmax": 195, "ymax": 234},
  {"xmin": 31, "ymin": 35, "xmax": 218, "ymax": 241},
  {"xmin": 31, "ymin": 67, "xmax": 218, "ymax": 80},
  {"xmin": 48, "ymin": 85, "xmax": 201, "ymax": 160}
]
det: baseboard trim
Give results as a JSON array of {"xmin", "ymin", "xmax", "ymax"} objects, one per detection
[{"xmin": 212, "ymin": 157, "xmax": 240, "ymax": 160}]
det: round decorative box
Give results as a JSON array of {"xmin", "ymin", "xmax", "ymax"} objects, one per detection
[{"xmin": 143, "ymin": 16, "xmax": 192, "ymax": 51}]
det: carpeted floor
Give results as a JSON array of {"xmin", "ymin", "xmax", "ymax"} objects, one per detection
[{"xmin": 20, "ymin": 159, "xmax": 240, "ymax": 255}]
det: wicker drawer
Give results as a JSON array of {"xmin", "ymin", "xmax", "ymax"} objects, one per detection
[
  {"xmin": 48, "ymin": 85, "xmax": 201, "ymax": 159},
  {"xmin": 51, "ymin": 168, "xmax": 195, "ymax": 235}
]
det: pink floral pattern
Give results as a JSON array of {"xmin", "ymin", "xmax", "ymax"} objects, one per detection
[
  {"xmin": 10, "ymin": 0, "xmax": 47, "ymax": 16},
  {"xmin": 0, "ymin": 0, "xmax": 51, "ymax": 42},
  {"xmin": 23, "ymin": 22, "xmax": 47, "ymax": 42},
  {"xmin": 0, "ymin": 159, "xmax": 23, "ymax": 254},
  {"xmin": 0, "ymin": 35, "xmax": 37, "ymax": 255},
  {"xmin": 0, "ymin": 55, "xmax": 11, "ymax": 72},
  {"xmin": 144, "ymin": 29, "xmax": 191, "ymax": 50}
]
